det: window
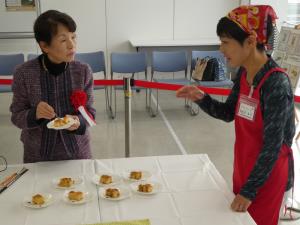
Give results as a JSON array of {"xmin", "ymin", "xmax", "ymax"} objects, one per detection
[{"xmin": 287, "ymin": 0, "xmax": 300, "ymax": 24}]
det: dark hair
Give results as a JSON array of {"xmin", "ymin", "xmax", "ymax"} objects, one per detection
[
  {"xmin": 216, "ymin": 16, "xmax": 274, "ymax": 52},
  {"xmin": 34, "ymin": 10, "xmax": 76, "ymax": 45}
]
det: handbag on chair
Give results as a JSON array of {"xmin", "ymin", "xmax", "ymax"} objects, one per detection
[
  {"xmin": 192, "ymin": 57, "xmax": 226, "ymax": 81},
  {"xmin": 192, "ymin": 58, "xmax": 207, "ymax": 81}
]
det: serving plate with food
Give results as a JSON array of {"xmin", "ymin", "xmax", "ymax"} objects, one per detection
[
  {"xmin": 122, "ymin": 170, "xmax": 152, "ymax": 182},
  {"xmin": 130, "ymin": 181, "xmax": 162, "ymax": 195},
  {"xmin": 92, "ymin": 173, "xmax": 122, "ymax": 187},
  {"xmin": 63, "ymin": 190, "xmax": 92, "ymax": 205},
  {"xmin": 47, "ymin": 116, "xmax": 76, "ymax": 130},
  {"xmin": 52, "ymin": 176, "xmax": 83, "ymax": 189},
  {"xmin": 23, "ymin": 193, "xmax": 54, "ymax": 209},
  {"xmin": 99, "ymin": 186, "xmax": 131, "ymax": 201}
]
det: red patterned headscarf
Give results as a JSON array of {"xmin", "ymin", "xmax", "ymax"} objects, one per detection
[{"xmin": 227, "ymin": 5, "xmax": 278, "ymax": 44}]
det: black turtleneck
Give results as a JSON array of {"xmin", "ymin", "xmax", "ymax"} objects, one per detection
[{"xmin": 38, "ymin": 54, "xmax": 68, "ymax": 76}]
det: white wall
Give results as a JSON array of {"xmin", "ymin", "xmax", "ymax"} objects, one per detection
[
  {"xmin": 0, "ymin": 0, "xmax": 38, "ymax": 54},
  {"xmin": 240, "ymin": 0, "xmax": 250, "ymax": 4},
  {"xmin": 0, "ymin": 0, "xmax": 243, "ymax": 59},
  {"xmin": 106, "ymin": 0, "xmax": 174, "ymax": 53},
  {"xmin": 40, "ymin": 0, "xmax": 107, "ymax": 53},
  {"xmin": 0, "ymin": 0, "xmax": 37, "ymax": 32},
  {"xmin": 174, "ymin": 0, "xmax": 239, "ymax": 40}
]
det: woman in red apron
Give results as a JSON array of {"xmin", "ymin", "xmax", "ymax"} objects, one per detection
[{"xmin": 177, "ymin": 5, "xmax": 294, "ymax": 225}]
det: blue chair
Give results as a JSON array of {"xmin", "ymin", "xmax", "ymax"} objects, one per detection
[
  {"xmin": 150, "ymin": 51, "xmax": 196, "ymax": 116},
  {"xmin": 0, "ymin": 54, "xmax": 24, "ymax": 92},
  {"xmin": 27, "ymin": 54, "xmax": 39, "ymax": 61},
  {"xmin": 75, "ymin": 51, "xmax": 106, "ymax": 76},
  {"xmin": 109, "ymin": 52, "xmax": 147, "ymax": 119},
  {"xmin": 75, "ymin": 51, "xmax": 109, "ymax": 115},
  {"xmin": 190, "ymin": 50, "xmax": 233, "ymax": 87}
]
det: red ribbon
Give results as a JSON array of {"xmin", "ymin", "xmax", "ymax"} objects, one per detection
[
  {"xmin": 70, "ymin": 90, "xmax": 87, "ymax": 112},
  {"xmin": 70, "ymin": 90, "xmax": 96, "ymax": 124}
]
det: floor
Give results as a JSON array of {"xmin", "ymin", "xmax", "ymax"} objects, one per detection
[{"xmin": 1, "ymin": 80, "xmax": 300, "ymax": 224}]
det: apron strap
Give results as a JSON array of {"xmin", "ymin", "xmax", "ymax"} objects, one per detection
[{"xmin": 256, "ymin": 67, "xmax": 287, "ymax": 90}]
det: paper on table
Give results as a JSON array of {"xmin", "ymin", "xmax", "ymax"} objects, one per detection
[{"xmin": 86, "ymin": 219, "xmax": 150, "ymax": 225}]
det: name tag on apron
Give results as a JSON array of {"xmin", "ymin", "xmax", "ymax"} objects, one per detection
[{"xmin": 237, "ymin": 94, "xmax": 258, "ymax": 121}]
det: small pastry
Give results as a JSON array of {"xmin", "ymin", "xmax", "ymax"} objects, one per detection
[
  {"xmin": 58, "ymin": 177, "xmax": 74, "ymax": 188},
  {"xmin": 130, "ymin": 171, "xmax": 142, "ymax": 180},
  {"xmin": 32, "ymin": 194, "xmax": 45, "ymax": 205},
  {"xmin": 53, "ymin": 116, "xmax": 69, "ymax": 127},
  {"xmin": 100, "ymin": 175, "xmax": 112, "ymax": 184},
  {"xmin": 68, "ymin": 191, "xmax": 84, "ymax": 201},
  {"xmin": 105, "ymin": 188, "xmax": 120, "ymax": 198},
  {"xmin": 138, "ymin": 184, "xmax": 153, "ymax": 193}
]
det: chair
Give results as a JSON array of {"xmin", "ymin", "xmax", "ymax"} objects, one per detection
[
  {"xmin": 150, "ymin": 51, "xmax": 196, "ymax": 116},
  {"xmin": 0, "ymin": 54, "xmax": 25, "ymax": 92},
  {"xmin": 75, "ymin": 51, "xmax": 109, "ymax": 115},
  {"xmin": 190, "ymin": 50, "xmax": 233, "ymax": 88},
  {"xmin": 109, "ymin": 52, "xmax": 147, "ymax": 119},
  {"xmin": 75, "ymin": 51, "xmax": 106, "ymax": 77}
]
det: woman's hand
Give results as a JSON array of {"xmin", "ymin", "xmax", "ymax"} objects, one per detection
[
  {"xmin": 36, "ymin": 101, "xmax": 56, "ymax": 120},
  {"xmin": 231, "ymin": 194, "xmax": 252, "ymax": 212},
  {"xmin": 66, "ymin": 115, "xmax": 80, "ymax": 131},
  {"xmin": 176, "ymin": 85, "xmax": 205, "ymax": 102}
]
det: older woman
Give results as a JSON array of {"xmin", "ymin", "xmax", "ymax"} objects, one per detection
[
  {"xmin": 10, "ymin": 10, "xmax": 96, "ymax": 163},
  {"xmin": 177, "ymin": 5, "xmax": 294, "ymax": 225}
]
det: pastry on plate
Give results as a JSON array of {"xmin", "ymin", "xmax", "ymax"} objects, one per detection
[
  {"xmin": 32, "ymin": 194, "xmax": 45, "ymax": 205},
  {"xmin": 58, "ymin": 177, "xmax": 74, "ymax": 188},
  {"xmin": 130, "ymin": 171, "xmax": 142, "ymax": 180},
  {"xmin": 53, "ymin": 116, "xmax": 69, "ymax": 127},
  {"xmin": 100, "ymin": 175, "xmax": 112, "ymax": 184},
  {"xmin": 68, "ymin": 191, "xmax": 84, "ymax": 201},
  {"xmin": 138, "ymin": 183, "xmax": 153, "ymax": 193},
  {"xmin": 105, "ymin": 188, "xmax": 120, "ymax": 198}
]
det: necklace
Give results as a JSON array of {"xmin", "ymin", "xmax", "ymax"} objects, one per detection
[{"xmin": 42, "ymin": 55, "xmax": 68, "ymax": 73}]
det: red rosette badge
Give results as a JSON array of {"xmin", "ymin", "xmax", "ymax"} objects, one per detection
[{"xmin": 70, "ymin": 90, "xmax": 96, "ymax": 127}]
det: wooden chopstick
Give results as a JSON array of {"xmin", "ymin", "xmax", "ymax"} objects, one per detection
[
  {"xmin": 0, "ymin": 172, "xmax": 17, "ymax": 187},
  {"xmin": 0, "ymin": 167, "xmax": 28, "ymax": 194}
]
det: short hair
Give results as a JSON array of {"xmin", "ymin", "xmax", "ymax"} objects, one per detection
[
  {"xmin": 216, "ymin": 16, "xmax": 274, "ymax": 52},
  {"xmin": 34, "ymin": 10, "xmax": 76, "ymax": 45}
]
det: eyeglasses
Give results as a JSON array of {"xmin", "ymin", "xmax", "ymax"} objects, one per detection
[{"xmin": 0, "ymin": 156, "xmax": 7, "ymax": 173}]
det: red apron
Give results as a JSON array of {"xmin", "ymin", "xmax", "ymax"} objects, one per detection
[{"xmin": 234, "ymin": 68, "xmax": 292, "ymax": 225}]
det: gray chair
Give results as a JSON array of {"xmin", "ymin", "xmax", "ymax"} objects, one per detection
[
  {"xmin": 0, "ymin": 54, "xmax": 24, "ymax": 92},
  {"xmin": 109, "ymin": 52, "xmax": 147, "ymax": 119},
  {"xmin": 75, "ymin": 51, "xmax": 106, "ymax": 77},
  {"xmin": 150, "ymin": 51, "xmax": 196, "ymax": 116},
  {"xmin": 75, "ymin": 51, "xmax": 109, "ymax": 115}
]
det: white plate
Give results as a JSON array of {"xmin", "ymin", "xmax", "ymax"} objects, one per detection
[
  {"xmin": 23, "ymin": 193, "xmax": 54, "ymax": 209},
  {"xmin": 92, "ymin": 173, "xmax": 122, "ymax": 187},
  {"xmin": 47, "ymin": 117, "xmax": 76, "ymax": 130},
  {"xmin": 130, "ymin": 181, "xmax": 162, "ymax": 195},
  {"xmin": 52, "ymin": 176, "xmax": 84, "ymax": 189},
  {"xmin": 99, "ymin": 186, "xmax": 131, "ymax": 201},
  {"xmin": 63, "ymin": 190, "xmax": 92, "ymax": 205},
  {"xmin": 122, "ymin": 170, "xmax": 152, "ymax": 182}
]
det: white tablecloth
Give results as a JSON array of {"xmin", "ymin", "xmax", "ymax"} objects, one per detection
[{"xmin": 0, "ymin": 154, "xmax": 256, "ymax": 225}]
